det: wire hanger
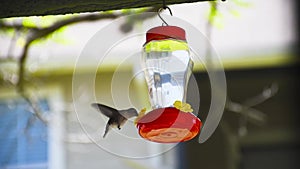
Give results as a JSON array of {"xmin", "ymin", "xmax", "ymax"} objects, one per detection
[{"xmin": 157, "ymin": 0, "xmax": 173, "ymax": 26}]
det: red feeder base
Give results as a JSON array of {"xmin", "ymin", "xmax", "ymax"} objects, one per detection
[{"xmin": 136, "ymin": 107, "xmax": 202, "ymax": 143}]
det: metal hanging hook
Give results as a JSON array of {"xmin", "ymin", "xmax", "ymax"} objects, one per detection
[
  {"xmin": 158, "ymin": 0, "xmax": 173, "ymax": 26},
  {"xmin": 157, "ymin": 7, "xmax": 173, "ymax": 26}
]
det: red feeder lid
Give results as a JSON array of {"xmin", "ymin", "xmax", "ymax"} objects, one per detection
[
  {"xmin": 145, "ymin": 26, "xmax": 186, "ymax": 44},
  {"xmin": 136, "ymin": 107, "xmax": 201, "ymax": 143}
]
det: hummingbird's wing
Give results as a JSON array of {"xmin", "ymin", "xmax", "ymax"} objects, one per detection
[
  {"xmin": 91, "ymin": 103, "xmax": 119, "ymax": 118},
  {"xmin": 91, "ymin": 103, "xmax": 138, "ymax": 138},
  {"xmin": 119, "ymin": 108, "xmax": 138, "ymax": 119}
]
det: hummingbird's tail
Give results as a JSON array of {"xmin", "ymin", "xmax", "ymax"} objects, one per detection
[{"xmin": 103, "ymin": 123, "xmax": 110, "ymax": 138}]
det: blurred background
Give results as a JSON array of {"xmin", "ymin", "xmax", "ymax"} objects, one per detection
[{"xmin": 0, "ymin": 0, "xmax": 299, "ymax": 169}]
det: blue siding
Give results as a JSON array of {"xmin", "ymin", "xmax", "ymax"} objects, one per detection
[{"xmin": 0, "ymin": 99, "xmax": 49, "ymax": 168}]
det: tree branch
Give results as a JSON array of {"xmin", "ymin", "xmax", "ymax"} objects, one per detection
[
  {"xmin": 17, "ymin": 42, "xmax": 29, "ymax": 91},
  {"xmin": 9, "ymin": 7, "xmax": 157, "ymax": 123},
  {"xmin": 21, "ymin": 92, "xmax": 49, "ymax": 124},
  {"xmin": 0, "ymin": 21, "xmax": 40, "ymax": 31}
]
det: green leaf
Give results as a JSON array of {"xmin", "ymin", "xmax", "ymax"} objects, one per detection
[
  {"xmin": 16, "ymin": 37, "xmax": 26, "ymax": 46},
  {"xmin": 229, "ymin": 9, "xmax": 241, "ymax": 18},
  {"xmin": 232, "ymin": 0, "xmax": 252, "ymax": 8},
  {"xmin": 206, "ymin": 2, "xmax": 224, "ymax": 29},
  {"xmin": 51, "ymin": 30, "xmax": 73, "ymax": 45},
  {"xmin": 22, "ymin": 18, "xmax": 37, "ymax": 28}
]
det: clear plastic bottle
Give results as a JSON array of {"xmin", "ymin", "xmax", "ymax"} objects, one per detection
[{"xmin": 142, "ymin": 26, "xmax": 194, "ymax": 109}]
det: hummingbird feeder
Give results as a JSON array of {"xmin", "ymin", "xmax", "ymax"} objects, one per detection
[{"xmin": 136, "ymin": 8, "xmax": 202, "ymax": 143}]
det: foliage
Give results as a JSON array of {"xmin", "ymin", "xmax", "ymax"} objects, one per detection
[
  {"xmin": 207, "ymin": 0, "xmax": 252, "ymax": 29},
  {"xmin": 0, "ymin": 7, "xmax": 156, "ymax": 125}
]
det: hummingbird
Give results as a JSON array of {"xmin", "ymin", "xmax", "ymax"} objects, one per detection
[{"xmin": 91, "ymin": 103, "xmax": 138, "ymax": 138}]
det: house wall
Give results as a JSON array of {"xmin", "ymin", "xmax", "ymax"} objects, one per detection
[
  {"xmin": 185, "ymin": 65, "xmax": 300, "ymax": 169},
  {"xmin": 1, "ymin": 63, "xmax": 299, "ymax": 169},
  {"xmin": 37, "ymin": 70, "xmax": 177, "ymax": 169}
]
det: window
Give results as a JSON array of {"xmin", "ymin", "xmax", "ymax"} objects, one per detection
[
  {"xmin": 0, "ymin": 87, "xmax": 65, "ymax": 169},
  {"xmin": 0, "ymin": 99, "xmax": 49, "ymax": 169}
]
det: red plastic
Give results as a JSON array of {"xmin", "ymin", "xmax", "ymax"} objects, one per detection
[
  {"xmin": 136, "ymin": 107, "xmax": 201, "ymax": 143},
  {"xmin": 145, "ymin": 26, "xmax": 186, "ymax": 44}
]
